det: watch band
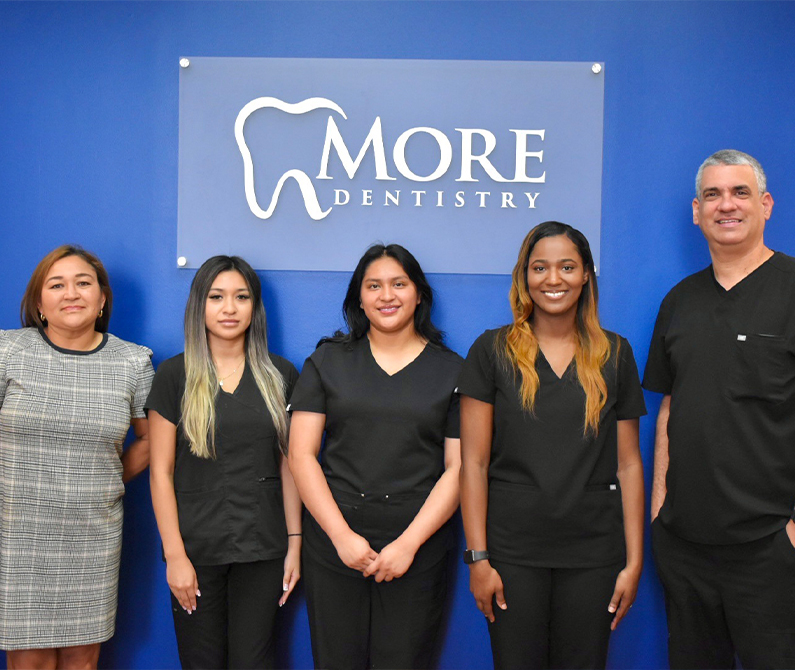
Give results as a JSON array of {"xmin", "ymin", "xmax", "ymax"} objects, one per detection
[{"xmin": 463, "ymin": 549, "xmax": 490, "ymax": 564}]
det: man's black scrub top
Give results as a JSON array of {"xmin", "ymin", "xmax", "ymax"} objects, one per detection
[{"xmin": 644, "ymin": 252, "xmax": 795, "ymax": 544}]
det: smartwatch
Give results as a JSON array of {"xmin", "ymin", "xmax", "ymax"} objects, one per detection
[{"xmin": 463, "ymin": 549, "xmax": 490, "ymax": 564}]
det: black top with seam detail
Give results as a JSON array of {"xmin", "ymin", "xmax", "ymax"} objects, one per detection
[
  {"xmin": 145, "ymin": 353, "xmax": 298, "ymax": 565},
  {"xmin": 459, "ymin": 328, "xmax": 646, "ymax": 568},
  {"xmin": 289, "ymin": 336, "xmax": 462, "ymax": 576}
]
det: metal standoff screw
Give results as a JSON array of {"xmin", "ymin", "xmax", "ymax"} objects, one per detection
[
  {"xmin": 592, "ymin": 63, "xmax": 602, "ymax": 74},
  {"xmin": 177, "ymin": 256, "xmax": 188, "ymax": 267},
  {"xmin": 179, "ymin": 58, "xmax": 190, "ymax": 69}
]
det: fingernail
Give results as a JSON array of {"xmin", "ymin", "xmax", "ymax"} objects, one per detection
[
  {"xmin": 283, "ymin": 583, "xmax": 288, "ymax": 591},
  {"xmin": 279, "ymin": 602, "xmax": 284, "ymax": 608},
  {"xmin": 500, "ymin": 603, "xmax": 507, "ymax": 610},
  {"xmin": 196, "ymin": 590, "xmax": 202, "ymax": 597},
  {"xmin": 608, "ymin": 605, "xmax": 616, "ymax": 612}
]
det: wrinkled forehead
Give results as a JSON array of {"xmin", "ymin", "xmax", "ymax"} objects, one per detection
[{"xmin": 699, "ymin": 164, "xmax": 758, "ymax": 193}]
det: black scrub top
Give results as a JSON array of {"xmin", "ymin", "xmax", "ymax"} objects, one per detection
[
  {"xmin": 146, "ymin": 353, "xmax": 298, "ymax": 565},
  {"xmin": 458, "ymin": 328, "xmax": 646, "ymax": 568},
  {"xmin": 644, "ymin": 252, "xmax": 795, "ymax": 544},
  {"xmin": 289, "ymin": 337, "xmax": 462, "ymax": 576}
]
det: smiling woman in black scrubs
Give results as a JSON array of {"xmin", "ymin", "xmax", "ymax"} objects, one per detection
[
  {"xmin": 147, "ymin": 256, "xmax": 301, "ymax": 669},
  {"xmin": 459, "ymin": 222, "xmax": 646, "ymax": 670},
  {"xmin": 288, "ymin": 243, "xmax": 462, "ymax": 670}
]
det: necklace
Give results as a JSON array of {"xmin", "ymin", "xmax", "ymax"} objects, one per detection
[{"xmin": 216, "ymin": 356, "xmax": 245, "ymax": 387}]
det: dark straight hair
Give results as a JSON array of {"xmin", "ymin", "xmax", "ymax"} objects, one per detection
[{"xmin": 319, "ymin": 243, "xmax": 444, "ymax": 348}]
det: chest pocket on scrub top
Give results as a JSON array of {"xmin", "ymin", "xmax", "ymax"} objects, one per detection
[{"xmin": 729, "ymin": 334, "xmax": 791, "ymax": 404}]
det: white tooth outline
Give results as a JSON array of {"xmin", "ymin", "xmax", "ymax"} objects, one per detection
[{"xmin": 235, "ymin": 97, "xmax": 346, "ymax": 221}]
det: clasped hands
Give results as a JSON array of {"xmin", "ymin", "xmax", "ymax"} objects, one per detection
[{"xmin": 334, "ymin": 530, "xmax": 416, "ymax": 582}]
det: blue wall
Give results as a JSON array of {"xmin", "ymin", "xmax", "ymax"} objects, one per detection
[{"xmin": 2, "ymin": 2, "xmax": 794, "ymax": 668}]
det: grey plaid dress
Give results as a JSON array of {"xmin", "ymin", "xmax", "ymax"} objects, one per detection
[{"xmin": 0, "ymin": 328, "xmax": 153, "ymax": 650}]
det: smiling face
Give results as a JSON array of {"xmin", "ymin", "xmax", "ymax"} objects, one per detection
[
  {"xmin": 38, "ymin": 255, "xmax": 106, "ymax": 336},
  {"xmin": 526, "ymin": 234, "xmax": 588, "ymax": 321},
  {"xmin": 204, "ymin": 270, "xmax": 253, "ymax": 347},
  {"xmin": 693, "ymin": 164, "xmax": 773, "ymax": 255},
  {"xmin": 360, "ymin": 256, "xmax": 420, "ymax": 336}
]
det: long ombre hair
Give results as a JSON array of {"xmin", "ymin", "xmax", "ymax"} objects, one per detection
[
  {"xmin": 503, "ymin": 221, "xmax": 612, "ymax": 434},
  {"xmin": 182, "ymin": 256, "xmax": 288, "ymax": 458}
]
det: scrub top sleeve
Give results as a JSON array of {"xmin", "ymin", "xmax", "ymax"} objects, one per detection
[
  {"xmin": 445, "ymin": 389, "xmax": 461, "ymax": 439},
  {"xmin": 458, "ymin": 330, "xmax": 499, "ymax": 404},
  {"xmin": 273, "ymin": 355, "xmax": 300, "ymax": 401},
  {"xmin": 615, "ymin": 337, "xmax": 647, "ymax": 420},
  {"xmin": 131, "ymin": 347, "xmax": 155, "ymax": 419},
  {"xmin": 643, "ymin": 295, "xmax": 675, "ymax": 394},
  {"xmin": 145, "ymin": 356, "xmax": 182, "ymax": 425},
  {"xmin": 287, "ymin": 355, "xmax": 326, "ymax": 414},
  {"xmin": 285, "ymin": 363, "xmax": 299, "ymax": 399}
]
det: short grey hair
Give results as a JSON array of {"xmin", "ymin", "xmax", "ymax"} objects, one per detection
[{"xmin": 695, "ymin": 149, "xmax": 767, "ymax": 199}]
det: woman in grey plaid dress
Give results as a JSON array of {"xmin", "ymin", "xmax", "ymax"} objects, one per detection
[{"xmin": 0, "ymin": 246, "xmax": 154, "ymax": 669}]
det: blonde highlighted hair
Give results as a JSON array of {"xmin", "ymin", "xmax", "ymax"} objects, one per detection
[
  {"xmin": 182, "ymin": 256, "xmax": 288, "ymax": 459},
  {"xmin": 503, "ymin": 221, "xmax": 613, "ymax": 434}
]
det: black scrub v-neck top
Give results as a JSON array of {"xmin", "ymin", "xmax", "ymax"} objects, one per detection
[
  {"xmin": 146, "ymin": 353, "xmax": 298, "ymax": 565},
  {"xmin": 644, "ymin": 252, "xmax": 795, "ymax": 544},
  {"xmin": 458, "ymin": 328, "xmax": 646, "ymax": 568},
  {"xmin": 289, "ymin": 336, "xmax": 462, "ymax": 576},
  {"xmin": 289, "ymin": 337, "xmax": 462, "ymax": 495}
]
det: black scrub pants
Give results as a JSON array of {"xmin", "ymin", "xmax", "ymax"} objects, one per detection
[
  {"xmin": 652, "ymin": 519, "xmax": 795, "ymax": 669},
  {"xmin": 303, "ymin": 551, "xmax": 447, "ymax": 670},
  {"xmin": 487, "ymin": 559, "xmax": 622, "ymax": 670},
  {"xmin": 171, "ymin": 558, "xmax": 285, "ymax": 669}
]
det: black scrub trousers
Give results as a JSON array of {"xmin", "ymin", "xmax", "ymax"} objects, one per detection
[
  {"xmin": 146, "ymin": 353, "xmax": 299, "ymax": 669},
  {"xmin": 459, "ymin": 328, "xmax": 646, "ymax": 670},
  {"xmin": 289, "ymin": 337, "xmax": 462, "ymax": 670},
  {"xmin": 644, "ymin": 252, "xmax": 795, "ymax": 669}
]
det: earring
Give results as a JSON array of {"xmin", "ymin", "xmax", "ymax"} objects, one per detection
[
  {"xmin": 98, "ymin": 309, "xmax": 103, "ymax": 318},
  {"xmin": 39, "ymin": 312, "xmax": 47, "ymax": 322}
]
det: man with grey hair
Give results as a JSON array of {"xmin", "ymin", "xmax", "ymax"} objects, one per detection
[{"xmin": 644, "ymin": 149, "xmax": 795, "ymax": 668}]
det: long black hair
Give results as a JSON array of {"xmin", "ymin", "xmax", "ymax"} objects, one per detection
[{"xmin": 319, "ymin": 243, "xmax": 444, "ymax": 348}]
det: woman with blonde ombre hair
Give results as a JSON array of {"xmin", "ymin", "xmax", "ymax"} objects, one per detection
[
  {"xmin": 459, "ymin": 221, "xmax": 646, "ymax": 669},
  {"xmin": 147, "ymin": 255, "xmax": 301, "ymax": 669},
  {"xmin": 0, "ymin": 245, "xmax": 153, "ymax": 669}
]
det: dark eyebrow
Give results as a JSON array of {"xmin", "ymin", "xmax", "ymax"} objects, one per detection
[
  {"xmin": 702, "ymin": 184, "xmax": 751, "ymax": 196},
  {"xmin": 364, "ymin": 275, "xmax": 409, "ymax": 282},
  {"xmin": 46, "ymin": 273, "xmax": 94, "ymax": 281}
]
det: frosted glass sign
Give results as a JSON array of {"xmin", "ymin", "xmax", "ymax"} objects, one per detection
[{"xmin": 178, "ymin": 58, "xmax": 605, "ymax": 273}]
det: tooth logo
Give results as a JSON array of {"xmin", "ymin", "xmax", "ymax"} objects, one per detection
[{"xmin": 235, "ymin": 96, "xmax": 345, "ymax": 221}]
